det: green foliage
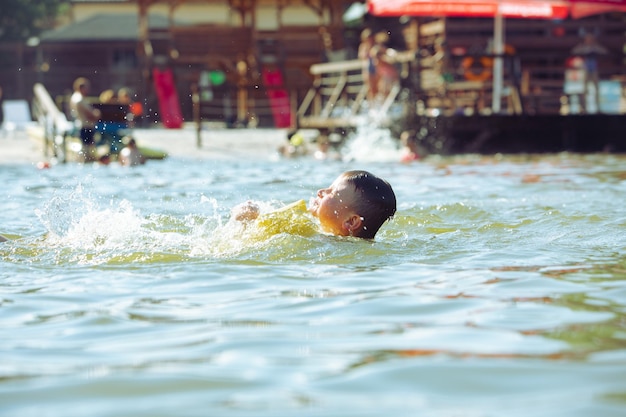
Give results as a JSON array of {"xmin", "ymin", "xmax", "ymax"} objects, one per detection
[{"xmin": 0, "ymin": 0, "xmax": 69, "ymax": 42}]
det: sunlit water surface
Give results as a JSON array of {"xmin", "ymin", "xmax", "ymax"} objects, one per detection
[{"xmin": 2, "ymin": 136, "xmax": 626, "ymax": 416}]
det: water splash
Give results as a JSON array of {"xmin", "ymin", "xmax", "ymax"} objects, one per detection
[
  {"xmin": 31, "ymin": 188, "xmax": 333, "ymax": 263},
  {"xmin": 35, "ymin": 183, "xmax": 94, "ymax": 238},
  {"xmin": 341, "ymin": 123, "xmax": 402, "ymax": 163},
  {"xmin": 31, "ymin": 185, "xmax": 216, "ymax": 263}
]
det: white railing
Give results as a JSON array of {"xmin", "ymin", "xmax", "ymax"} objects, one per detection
[{"xmin": 32, "ymin": 83, "xmax": 73, "ymax": 161}]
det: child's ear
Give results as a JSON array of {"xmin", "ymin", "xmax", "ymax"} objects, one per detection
[{"xmin": 343, "ymin": 214, "xmax": 362, "ymax": 234}]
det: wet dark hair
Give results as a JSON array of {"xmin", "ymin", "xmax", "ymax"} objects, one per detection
[{"xmin": 342, "ymin": 170, "xmax": 396, "ymax": 239}]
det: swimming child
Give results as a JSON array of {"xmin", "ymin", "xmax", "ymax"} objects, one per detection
[
  {"xmin": 231, "ymin": 170, "xmax": 396, "ymax": 239},
  {"xmin": 278, "ymin": 130, "xmax": 307, "ymax": 158},
  {"xmin": 399, "ymin": 130, "xmax": 421, "ymax": 163},
  {"xmin": 119, "ymin": 137, "xmax": 145, "ymax": 166}
]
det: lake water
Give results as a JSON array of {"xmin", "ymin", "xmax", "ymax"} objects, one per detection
[{"xmin": 2, "ymin": 132, "xmax": 626, "ymax": 416}]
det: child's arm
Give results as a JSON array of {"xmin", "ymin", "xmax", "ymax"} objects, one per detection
[{"xmin": 231, "ymin": 201, "xmax": 260, "ymax": 222}]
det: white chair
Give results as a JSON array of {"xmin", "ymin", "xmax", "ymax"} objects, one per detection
[{"xmin": 1, "ymin": 100, "xmax": 37, "ymax": 137}]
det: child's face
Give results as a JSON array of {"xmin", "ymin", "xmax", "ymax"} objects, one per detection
[{"xmin": 309, "ymin": 175, "xmax": 360, "ymax": 236}]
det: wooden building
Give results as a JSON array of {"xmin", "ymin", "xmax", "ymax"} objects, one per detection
[
  {"xmin": 1, "ymin": 0, "xmax": 355, "ymax": 126},
  {"xmin": 413, "ymin": 13, "xmax": 626, "ymax": 115},
  {"xmin": 295, "ymin": 8, "xmax": 626, "ymax": 154},
  {"xmin": 3, "ymin": 0, "xmax": 624, "ymax": 141},
  {"xmin": 134, "ymin": 0, "xmax": 353, "ymax": 126}
]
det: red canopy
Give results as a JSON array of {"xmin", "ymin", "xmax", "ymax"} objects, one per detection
[
  {"xmin": 367, "ymin": 0, "xmax": 626, "ymax": 19},
  {"xmin": 569, "ymin": 0, "xmax": 626, "ymax": 18}
]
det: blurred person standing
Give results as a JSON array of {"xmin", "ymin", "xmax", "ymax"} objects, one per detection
[
  {"xmin": 358, "ymin": 28, "xmax": 377, "ymax": 102},
  {"xmin": 371, "ymin": 31, "xmax": 399, "ymax": 102},
  {"xmin": 69, "ymin": 77, "xmax": 101, "ymax": 160},
  {"xmin": 572, "ymin": 33, "xmax": 608, "ymax": 113}
]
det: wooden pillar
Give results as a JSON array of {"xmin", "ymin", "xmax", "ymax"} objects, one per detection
[
  {"xmin": 228, "ymin": 0, "xmax": 256, "ymax": 125},
  {"xmin": 191, "ymin": 83, "xmax": 202, "ymax": 148},
  {"xmin": 276, "ymin": 0, "xmax": 285, "ymax": 28},
  {"xmin": 236, "ymin": 60, "xmax": 249, "ymax": 124},
  {"xmin": 137, "ymin": 0, "xmax": 152, "ymax": 114}
]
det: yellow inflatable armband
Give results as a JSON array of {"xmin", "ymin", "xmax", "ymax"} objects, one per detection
[{"xmin": 255, "ymin": 200, "xmax": 318, "ymax": 237}]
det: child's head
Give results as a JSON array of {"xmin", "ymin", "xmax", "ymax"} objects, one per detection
[
  {"xmin": 309, "ymin": 170, "xmax": 396, "ymax": 239},
  {"xmin": 117, "ymin": 88, "xmax": 132, "ymax": 104},
  {"xmin": 99, "ymin": 89, "xmax": 115, "ymax": 103},
  {"xmin": 400, "ymin": 130, "xmax": 419, "ymax": 152},
  {"xmin": 73, "ymin": 77, "xmax": 90, "ymax": 93},
  {"xmin": 361, "ymin": 28, "xmax": 373, "ymax": 42}
]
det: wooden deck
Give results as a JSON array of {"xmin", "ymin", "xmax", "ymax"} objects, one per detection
[
  {"xmin": 403, "ymin": 114, "xmax": 626, "ymax": 155},
  {"xmin": 295, "ymin": 52, "xmax": 523, "ymax": 134},
  {"xmin": 296, "ymin": 55, "xmax": 409, "ymax": 131}
]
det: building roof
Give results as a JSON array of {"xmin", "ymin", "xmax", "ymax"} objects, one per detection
[
  {"xmin": 40, "ymin": 13, "xmax": 175, "ymax": 42},
  {"xmin": 70, "ymin": 0, "xmax": 129, "ymax": 3}
]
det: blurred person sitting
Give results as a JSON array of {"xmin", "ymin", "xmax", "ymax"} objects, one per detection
[
  {"xmin": 118, "ymin": 87, "xmax": 143, "ymax": 126},
  {"xmin": 118, "ymin": 137, "xmax": 145, "ymax": 166},
  {"xmin": 99, "ymin": 89, "xmax": 116, "ymax": 104}
]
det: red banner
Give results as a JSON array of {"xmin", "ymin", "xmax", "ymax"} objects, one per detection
[{"xmin": 367, "ymin": 0, "xmax": 626, "ymax": 19}]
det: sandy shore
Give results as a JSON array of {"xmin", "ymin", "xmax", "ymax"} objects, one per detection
[
  {"xmin": 0, "ymin": 130, "xmax": 44, "ymax": 165},
  {"xmin": 0, "ymin": 123, "xmax": 295, "ymax": 165}
]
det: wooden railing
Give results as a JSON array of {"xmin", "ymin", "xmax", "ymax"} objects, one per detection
[
  {"xmin": 191, "ymin": 83, "xmax": 297, "ymax": 148},
  {"xmin": 296, "ymin": 55, "xmax": 411, "ymax": 131},
  {"xmin": 294, "ymin": 50, "xmax": 527, "ymax": 133}
]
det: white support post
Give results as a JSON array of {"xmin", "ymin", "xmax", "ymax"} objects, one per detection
[{"xmin": 492, "ymin": 10, "xmax": 504, "ymax": 113}]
